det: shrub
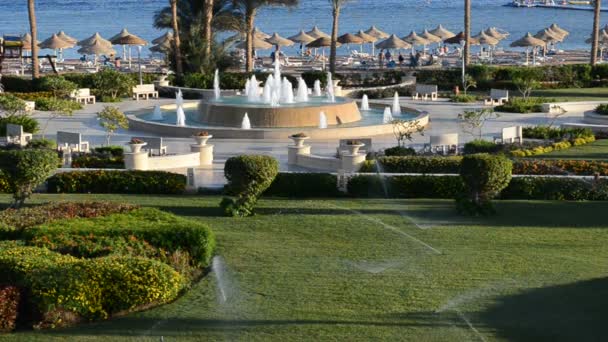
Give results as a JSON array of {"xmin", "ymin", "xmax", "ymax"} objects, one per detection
[
  {"xmin": 450, "ymin": 94, "xmax": 478, "ymax": 103},
  {"xmin": 0, "ymin": 246, "xmax": 185, "ymax": 326},
  {"xmin": 348, "ymin": 175, "xmax": 464, "ymax": 198},
  {"xmin": 0, "ymin": 114, "xmax": 39, "ymax": 135},
  {"xmin": 27, "ymin": 138, "xmax": 56, "ymax": 150},
  {"xmin": 501, "ymin": 177, "xmax": 608, "ymax": 201},
  {"xmin": 36, "ymin": 76, "xmax": 77, "ymax": 98},
  {"xmin": 361, "ymin": 156, "xmax": 462, "ymax": 173},
  {"xmin": 92, "ymin": 69, "xmax": 135, "ymax": 99},
  {"xmin": 264, "ymin": 173, "xmax": 342, "ymax": 197},
  {"xmin": 508, "ymin": 138, "xmax": 595, "ymax": 157},
  {"xmin": 495, "ymin": 97, "xmax": 547, "ymax": 113},
  {"xmin": 183, "ymin": 73, "xmax": 213, "ymax": 89},
  {"xmin": 34, "ymin": 97, "xmax": 82, "ymax": 112},
  {"xmin": 0, "ymin": 149, "xmax": 58, "ymax": 207},
  {"xmin": 0, "ymin": 286, "xmax": 20, "ymax": 332},
  {"xmin": 463, "ymin": 139, "xmax": 505, "ymax": 155},
  {"xmin": 301, "ymin": 71, "xmax": 328, "ymax": 88},
  {"xmin": 595, "ymin": 103, "xmax": 608, "ymax": 115},
  {"xmin": 0, "ymin": 93, "xmax": 27, "ymax": 116},
  {"xmin": 93, "ymin": 146, "xmax": 124, "ymax": 157},
  {"xmin": 457, "ymin": 154, "xmax": 512, "ymax": 215},
  {"xmin": 0, "ymin": 76, "xmax": 34, "ymax": 93},
  {"xmin": 9, "ymin": 91, "xmax": 54, "ymax": 101},
  {"xmin": 71, "ymin": 154, "xmax": 124, "ymax": 169},
  {"xmin": 97, "ymin": 106, "xmax": 128, "ymax": 145},
  {"xmin": 47, "ymin": 170, "xmax": 186, "ymax": 194},
  {"xmin": 384, "ymin": 146, "xmax": 417, "ymax": 157},
  {"xmin": 221, "ymin": 155, "xmax": 279, "ymax": 217},
  {"xmin": 25, "ymin": 208, "xmax": 215, "ymax": 267},
  {"xmin": 0, "ymin": 201, "xmax": 137, "ymax": 240},
  {"xmin": 522, "ymin": 126, "xmax": 594, "ymax": 140}
]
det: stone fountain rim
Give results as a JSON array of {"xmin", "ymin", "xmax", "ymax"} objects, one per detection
[{"xmin": 201, "ymin": 95, "xmax": 356, "ymax": 109}]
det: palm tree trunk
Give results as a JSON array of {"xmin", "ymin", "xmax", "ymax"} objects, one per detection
[
  {"xmin": 591, "ymin": 0, "xmax": 601, "ymax": 65},
  {"xmin": 245, "ymin": 8, "xmax": 256, "ymax": 73},
  {"xmin": 28, "ymin": 0, "xmax": 40, "ymax": 79},
  {"xmin": 330, "ymin": 5, "xmax": 340, "ymax": 74},
  {"xmin": 464, "ymin": 0, "xmax": 471, "ymax": 66},
  {"xmin": 203, "ymin": 0, "xmax": 214, "ymax": 61},
  {"xmin": 170, "ymin": 0, "xmax": 183, "ymax": 78}
]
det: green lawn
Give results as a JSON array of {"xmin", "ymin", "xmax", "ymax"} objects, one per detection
[
  {"xmin": 2, "ymin": 194, "xmax": 608, "ymax": 341},
  {"xmin": 535, "ymin": 139, "xmax": 608, "ymax": 160},
  {"xmin": 531, "ymin": 88, "xmax": 608, "ymax": 102}
]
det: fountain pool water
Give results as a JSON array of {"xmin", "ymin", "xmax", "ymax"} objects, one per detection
[{"xmin": 361, "ymin": 94, "xmax": 370, "ymax": 111}]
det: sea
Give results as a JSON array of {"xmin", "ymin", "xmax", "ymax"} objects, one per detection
[{"xmin": 0, "ymin": 0, "xmax": 606, "ymax": 58}]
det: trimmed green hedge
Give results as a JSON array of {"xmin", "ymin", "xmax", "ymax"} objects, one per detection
[
  {"xmin": 47, "ymin": 170, "xmax": 186, "ymax": 194},
  {"xmin": 265, "ymin": 172, "xmax": 342, "ymax": 198},
  {"xmin": 501, "ymin": 177, "xmax": 608, "ymax": 201},
  {"xmin": 360, "ymin": 156, "xmax": 462, "ymax": 173},
  {"xmin": 0, "ymin": 285, "xmax": 19, "ymax": 332}
]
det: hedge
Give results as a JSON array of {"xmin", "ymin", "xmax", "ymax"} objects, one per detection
[
  {"xmin": 25, "ymin": 208, "xmax": 216, "ymax": 268},
  {"xmin": 522, "ymin": 126, "xmax": 594, "ymax": 140},
  {"xmin": 264, "ymin": 173, "xmax": 342, "ymax": 197},
  {"xmin": 0, "ymin": 285, "xmax": 19, "ymax": 332},
  {"xmin": 346, "ymin": 175, "xmax": 608, "ymax": 201},
  {"xmin": 47, "ymin": 170, "xmax": 186, "ymax": 194},
  {"xmin": 0, "ymin": 246, "xmax": 185, "ymax": 326},
  {"xmin": 360, "ymin": 156, "xmax": 462, "ymax": 173},
  {"xmin": 513, "ymin": 159, "xmax": 608, "ymax": 176}
]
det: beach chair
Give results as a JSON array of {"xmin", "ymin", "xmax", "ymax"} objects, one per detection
[
  {"xmin": 132, "ymin": 136, "xmax": 167, "ymax": 156},
  {"xmin": 57, "ymin": 131, "xmax": 90, "ymax": 153},
  {"xmin": 5, "ymin": 124, "xmax": 32, "ymax": 147},
  {"xmin": 70, "ymin": 88, "xmax": 96, "ymax": 104},
  {"xmin": 493, "ymin": 126, "xmax": 523, "ymax": 144},
  {"xmin": 484, "ymin": 89, "xmax": 509, "ymax": 106},
  {"xmin": 424, "ymin": 133, "xmax": 459, "ymax": 155},
  {"xmin": 132, "ymin": 84, "xmax": 159, "ymax": 101}
]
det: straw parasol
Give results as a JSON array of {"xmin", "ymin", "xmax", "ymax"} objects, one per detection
[
  {"xmin": 443, "ymin": 32, "xmax": 479, "ymax": 45},
  {"xmin": 152, "ymin": 32, "xmax": 173, "ymax": 45},
  {"xmin": 338, "ymin": 33, "xmax": 364, "ymax": 45},
  {"xmin": 471, "ymin": 31, "xmax": 500, "ymax": 46},
  {"xmin": 535, "ymin": 29, "xmax": 564, "ymax": 43},
  {"xmin": 78, "ymin": 32, "xmax": 112, "ymax": 47},
  {"xmin": 266, "ymin": 33, "xmax": 294, "ymax": 47},
  {"xmin": 402, "ymin": 31, "xmax": 430, "ymax": 53},
  {"xmin": 364, "ymin": 26, "xmax": 389, "ymax": 39},
  {"xmin": 510, "ymin": 32, "xmax": 546, "ymax": 65},
  {"xmin": 355, "ymin": 30, "xmax": 378, "ymax": 55},
  {"xmin": 150, "ymin": 39, "xmax": 172, "ymax": 53},
  {"xmin": 253, "ymin": 27, "xmax": 270, "ymax": 39},
  {"xmin": 113, "ymin": 34, "xmax": 147, "ymax": 46},
  {"xmin": 20, "ymin": 33, "xmax": 40, "ymax": 51},
  {"xmin": 375, "ymin": 34, "xmax": 410, "ymax": 50},
  {"xmin": 289, "ymin": 30, "xmax": 315, "ymax": 44},
  {"xmin": 585, "ymin": 30, "xmax": 608, "ymax": 44},
  {"xmin": 39, "ymin": 33, "xmax": 74, "ymax": 50},
  {"xmin": 485, "ymin": 27, "xmax": 509, "ymax": 40},
  {"xmin": 419, "ymin": 29, "xmax": 442, "ymax": 44},
  {"xmin": 429, "ymin": 25, "xmax": 455, "ymax": 39},
  {"xmin": 109, "ymin": 28, "xmax": 131, "ymax": 44},
  {"xmin": 57, "ymin": 31, "xmax": 77, "ymax": 44},
  {"xmin": 548, "ymin": 23, "xmax": 569, "ymax": 37},
  {"xmin": 77, "ymin": 39, "xmax": 116, "ymax": 66},
  {"xmin": 235, "ymin": 36, "xmax": 273, "ymax": 50},
  {"xmin": 306, "ymin": 26, "xmax": 330, "ymax": 39},
  {"xmin": 307, "ymin": 37, "xmax": 339, "ymax": 70}
]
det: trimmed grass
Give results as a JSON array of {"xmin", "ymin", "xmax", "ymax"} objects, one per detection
[
  {"xmin": 534, "ymin": 139, "xmax": 608, "ymax": 160},
  {"xmin": 531, "ymin": 88, "xmax": 608, "ymax": 102},
  {"xmin": 1, "ymin": 194, "xmax": 608, "ymax": 341}
]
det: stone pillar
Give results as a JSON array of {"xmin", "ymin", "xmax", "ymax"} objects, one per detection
[
  {"xmin": 288, "ymin": 145, "xmax": 311, "ymax": 165},
  {"xmin": 191, "ymin": 144, "xmax": 214, "ymax": 167},
  {"xmin": 124, "ymin": 152, "xmax": 149, "ymax": 170},
  {"xmin": 341, "ymin": 153, "xmax": 366, "ymax": 173}
]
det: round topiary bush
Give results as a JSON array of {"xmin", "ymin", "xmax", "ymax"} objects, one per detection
[
  {"xmin": 457, "ymin": 153, "xmax": 512, "ymax": 215},
  {"xmin": 220, "ymin": 155, "xmax": 279, "ymax": 217},
  {"xmin": 0, "ymin": 149, "xmax": 58, "ymax": 207}
]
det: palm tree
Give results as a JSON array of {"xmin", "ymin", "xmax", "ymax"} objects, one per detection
[
  {"xmin": 328, "ymin": 0, "xmax": 350, "ymax": 74},
  {"xmin": 464, "ymin": 0, "xmax": 471, "ymax": 66},
  {"xmin": 591, "ymin": 0, "xmax": 601, "ymax": 65},
  {"xmin": 27, "ymin": 0, "xmax": 39, "ymax": 79},
  {"xmin": 170, "ymin": 0, "xmax": 184, "ymax": 78},
  {"xmin": 229, "ymin": 0, "xmax": 299, "ymax": 72},
  {"xmin": 203, "ymin": 0, "xmax": 215, "ymax": 60}
]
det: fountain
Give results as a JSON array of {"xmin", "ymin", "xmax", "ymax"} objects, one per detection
[
  {"xmin": 392, "ymin": 92, "xmax": 401, "ymax": 115},
  {"xmin": 244, "ymin": 79, "xmax": 251, "ymax": 98},
  {"xmin": 281, "ymin": 77, "xmax": 294, "ymax": 104},
  {"xmin": 247, "ymin": 75, "xmax": 261, "ymax": 102},
  {"xmin": 326, "ymin": 72, "xmax": 335, "ymax": 103},
  {"xmin": 295, "ymin": 78, "xmax": 309, "ymax": 103},
  {"xmin": 313, "ymin": 80, "xmax": 322, "ymax": 97},
  {"xmin": 383, "ymin": 107, "xmax": 394, "ymax": 124},
  {"xmin": 319, "ymin": 111, "xmax": 328, "ymax": 129},
  {"xmin": 241, "ymin": 113, "xmax": 251, "ymax": 130},
  {"xmin": 213, "ymin": 69, "xmax": 221, "ymax": 100},
  {"xmin": 361, "ymin": 94, "xmax": 370, "ymax": 111},
  {"xmin": 151, "ymin": 105, "xmax": 163, "ymax": 120},
  {"xmin": 176, "ymin": 89, "xmax": 183, "ymax": 107},
  {"xmin": 175, "ymin": 90, "xmax": 186, "ymax": 126}
]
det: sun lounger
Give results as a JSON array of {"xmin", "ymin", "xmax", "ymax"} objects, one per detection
[
  {"xmin": 493, "ymin": 126, "xmax": 523, "ymax": 144},
  {"xmin": 132, "ymin": 84, "xmax": 159, "ymax": 101},
  {"xmin": 412, "ymin": 84, "xmax": 438, "ymax": 101},
  {"xmin": 5, "ymin": 124, "xmax": 32, "ymax": 147},
  {"xmin": 484, "ymin": 89, "xmax": 509, "ymax": 106},
  {"xmin": 70, "ymin": 88, "xmax": 96, "ymax": 104},
  {"xmin": 57, "ymin": 131, "xmax": 90, "ymax": 152},
  {"xmin": 424, "ymin": 133, "xmax": 459, "ymax": 155}
]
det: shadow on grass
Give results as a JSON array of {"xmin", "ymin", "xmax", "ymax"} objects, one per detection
[{"xmin": 477, "ymin": 277, "xmax": 608, "ymax": 342}]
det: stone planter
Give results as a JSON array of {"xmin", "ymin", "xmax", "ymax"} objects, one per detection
[
  {"xmin": 290, "ymin": 136, "xmax": 309, "ymax": 147},
  {"xmin": 127, "ymin": 142, "xmax": 147, "ymax": 153},
  {"xmin": 193, "ymin": 135, "xmax": 213, "ymax": 146},
  {"xmin": 344, "ymin": 143, "xmax": 365, "ymax": 155}
]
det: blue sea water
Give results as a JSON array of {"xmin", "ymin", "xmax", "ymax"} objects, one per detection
[{"xmin": 0, "ymin": 0, "xmax": 605, "ymax": 58}]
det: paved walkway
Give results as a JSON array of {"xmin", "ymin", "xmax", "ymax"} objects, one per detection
[{"xmin": 36, "ymin": 96, "xmax": 588, "ymax": 188}]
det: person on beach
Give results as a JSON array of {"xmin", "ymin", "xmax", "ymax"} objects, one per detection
[
  {"xmin": 385, "ymin": 50, "xmax": 392, "ymax": 62},
  {"xmin": 409, "ymin": 53, "xmax": 416, "ymax": 69},
  {"xmin": 378, "ymin": 51, "xmax": 384, "ymax": 68},
  {"xmin": 398, "ymin": 53, "xmax": 405, "ymax": 66}
]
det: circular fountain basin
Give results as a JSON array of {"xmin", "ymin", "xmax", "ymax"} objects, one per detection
[
  {"xmin": 199, "ymin": 96, "xmax": 362, "ymax": 128},
  {"xmin": 127, "ymin": 102, "xmax": 430, "ymax": 139}
]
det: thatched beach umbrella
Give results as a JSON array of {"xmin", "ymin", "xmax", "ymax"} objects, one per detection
[
  {"xmin": 39, "ymin": 33, "xmax": 74, "ymax": 63},
  {"xmin": 57, "ymin": 31, "xmax": 77, "ymax": 44},
  {"xmin": 235, "ymin": 36, "xmax": 273, "ymax": 50},
  {"xmin": 20, "ymin": 33, "xmax": 40, "ymax": 51},
  {"xmin": 472, "ymin": 31, "xmax": 499, "ymax": 46},
  {"xmin": 375, "ymin": 34, "xmax": 410, "ymax": 50},
  {"xmin": 289, "ymin": 30, "xmax": 315, "ymax": 44},
  {"xmin": 485, "ymin": 27, "xmax": 509, "ymax": 41},
  {"xmin": 266, "ymin": 33, "xmax": 294, "ymax": 47},
  {"xmin": 306, "ymin": 26, "xmax": 330, "ymax": 39},
  {"xmin": 114, "ymin": 34, "xmax": 147, "ymax": 84},
  {"xmin": 338, "ymin": 33, "xmax": 364, "ymax": 45},
  {"xmin": 253, "ymin": 27, "xmax": 271, "ymax": 39},
  {"xmin": 150, "ymin": 39, "xmax": 172, "ymax": 53},
  {"xmin": 77, "ymin": 39, "xmax": 116, "ymax": 66},
  {"xmin": 586, "ymin": 30, "xmax": 608, "ymax": 60},
  {"xmin": 548, "ymin": 23, "xmax": 569, "ymax": 38},
  {"xmin": 402, "ymin": 31, "xmax": 430, "ymax": 53},
  {"xmin": 365, "ymin": 26, "xmax": 389, "ymax": 39},
  {"xmin": 152, "ymin": 32, "xmax": 173, "ymax": 45},
  {"xmin": 307, "ymin": 37, "xmax": 340, "ymax": 70},
  {"xmin": 510, "ymin": 32, "xmax": 546, "ymax": 65},
  {"xmin": 420, "ymin": 29, "xmax": 442, "ymax": 44},
  {"xmin": 443, "ymin": 31, "xmax": 479, "ymax": 45},
  {"xmin": 535, "ymin": 29, "xmax": 564, "ymax": 43},
  {"xmin": 355, "ymin": 30, "xmax": 378, "ymax": 54},
  {"xmin": 78, "ymin": 33, "xmax": 112, "ymax": 47},
  {"xmin": 429, "ymin": 25, "xmax": 455, "ymax": 40}
]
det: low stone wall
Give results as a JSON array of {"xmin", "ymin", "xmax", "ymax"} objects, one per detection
[
  {"xmin": 542, "ymin": 101, "xmax": 606, "ymax": 114},
  {"xmin": 124, "ymin": 144, "xmax": 214, "ymax": 171},
  {"xmin": 157, "ymin": 85, "xmax": 238, "ymax": 100},
  {"xmin": 288, "ymin": 144, "xmax": 365, "ymax": 172}
]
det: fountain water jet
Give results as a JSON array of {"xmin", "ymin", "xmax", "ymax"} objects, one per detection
[
  {"xmin": 244, "ymin": 79, "xmax": 251, "ymax": 97},
  {"xmin": 176, "ymin": 106, "xmax": 186, "ymax": 126},
  {"xmin": 392, "ymin": 92, "xmax": 401, "ymax": 115},
  {"xmin": 262, "ymin": 76, "xmax": 272, "ymax": 104},
  {"xmin": 383, "ymin": 107, "xmax": 394, "ymax": 124},
  {"xmin": 319, "ymin": 111, "xmax": 327, "ymax": 129},
  {"xmin": 213, "ymin": 69, "xmax": 221, "ymax": 100},
  {"xmin": 241, "ymin": 113, "xmax": 251, "ymax": 129},
  {"xmin": 247, "ymin": 75, "xmax": 260, "ymax": 102},
  {"xmin": 151, "ymin": 105, "xmax": 163, "ymax": 120},
  {"xmin": 281, "ymin": 77, "xmax": 294, "ymax": 104},
  {"xmin": 176, "ymin": 89, "xmax": 184, "ymax": 107},
  {"xmin": 360, "ymin": 94, "xmax": 370, "ymax": 111},
  {"xmin": 313, "ymin": 80, "xmax": 322, "ymax": 97},
  {"xmin": 295, "ymin": 78, "xmax": 309, "ymax": 102},
  {"xmin": 211, "ymin": 256, "xmax": 228, "ymax": 303},
  {"xmin": 326, "ymin": 72, "xmax": 335, "ymax": 103}
]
